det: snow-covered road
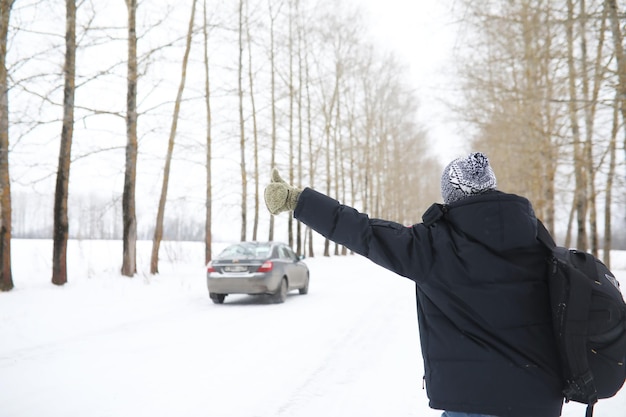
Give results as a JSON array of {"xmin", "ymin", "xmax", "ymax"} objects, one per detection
[{"xmin": 0, "ymin": 240, "xmax": 624, "ymax": 417}]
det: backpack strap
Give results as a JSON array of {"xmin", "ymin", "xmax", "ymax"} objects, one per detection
[
  {"xmin": 562, "ymin": 251, "xmax": 599, "ymax": 411},
  {"xmin": 422, "ymin": 203, "xmax": 447, "ymax": 227},
  {"xmin": 536, "ymin": 219, "xmax": 557, "ymax": 248}
]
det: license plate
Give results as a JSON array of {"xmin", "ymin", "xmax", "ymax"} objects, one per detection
[{"xmin": 224, "ymin": 265, "xmax": 247, "ymax": 273}]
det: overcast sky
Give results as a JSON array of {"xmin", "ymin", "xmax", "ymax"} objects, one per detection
[{"xmin": 353, "ymin": 0, "xmax": 467, "ymax": 164}]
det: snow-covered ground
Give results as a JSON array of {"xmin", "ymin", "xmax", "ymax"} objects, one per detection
[{"xmin": 1, "ymin": 239, "xmax": 625, "ymax": 417}]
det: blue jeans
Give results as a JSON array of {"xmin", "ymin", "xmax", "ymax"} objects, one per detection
[{"xmin": 442, "ymin": 413, "xmax": 499, "ymax": 417}]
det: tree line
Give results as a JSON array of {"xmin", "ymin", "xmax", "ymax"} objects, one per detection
[
  {"xmin": 451, "ymin": 0, "xmax": 626, "ymax": 267},
  {"xmin": 0, "ymin": 0, "xmax": 624, "ymax": 292},
  {"xmin": 11, "ymin": 191, "xmax": 206, "ymax": 241},
  {"xmin": 0, "ymin": 0, "xmax": 439, "ymax": 291}
]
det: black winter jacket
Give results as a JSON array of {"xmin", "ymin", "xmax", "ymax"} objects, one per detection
[{"xmin": 294, "ymin": 187, "xmax": 564, "ymax": 417}]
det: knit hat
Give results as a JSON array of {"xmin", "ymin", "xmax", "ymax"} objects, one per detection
[{"xmin": 441, "ymin": 152, "xmax": 497, "ymax": 204}]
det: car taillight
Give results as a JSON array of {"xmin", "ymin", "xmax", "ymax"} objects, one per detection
[
  {"xmin": 257, "ymin": 261, "xmax": 273, "ymax": 272},
  {"xmin": 207, "ymin": 262, "xmax": 216, "ymax": 273}
]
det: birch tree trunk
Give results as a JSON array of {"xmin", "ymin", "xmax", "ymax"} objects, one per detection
[
  {"xmin": 302, "ymin": 11, "xmax": 314, "ymax": 257},
  {"xmin": 579, "ymin": 0, "xmax": 607, "ymax": 257},
  {"xmin": 52, "ymin": 0, "xmax": 76, "ymax": 286},
  {"xmin": 237, "ymin": 0, "xmax": 247, "ymax": 242},
  {"xmin": 121, "ymin": 0, "xmax": 138, "ymax": 277},
  {"xmin": 287, "ymin": 0, "xmax": 294, "ymax": 249},
  {"xmin": 603, "ymin": 1, "xmax": 625, "ymax": 264},
  {"xmin": 322, "ymin": 72, "xmax": 339, "ymax": 257},
  {"xmin": 604, "ymin": 92, "xmax": 618, "ymax": 268},
  {"xmin": 295, "ymin": 0, "xmax": 304, "ymax": 256},
  {"xmin": 150, "ymin": 0, "xmax": 196, "ymax": 274},
  {"xmin": 267, "ymin": 0, "xmax": 280, "ymax": 242},
  {"xmin": 566, "ymin": 0, "xmax": 588, "ymax": 251},
  {"xmin": 0, "ymin": 0, "xmax": 13, "ymax": 291},
  {"xmin": 606, "ymin": 0, "xmax": 626, "ymax": 148},
  {"xmin": 203, "ymin": 0, "xmax": 213, "ymax": 264},
  {"xmin": 244, "ymin": 1, "xmax": 259, "ymax": 242}
]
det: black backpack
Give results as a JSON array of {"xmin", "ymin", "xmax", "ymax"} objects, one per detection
[{"xmin": 537, "ymin": 221, "xmax": 626, "ymax": 417}]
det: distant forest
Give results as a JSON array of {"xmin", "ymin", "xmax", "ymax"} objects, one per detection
[{"xmin": 13, "ymin": 191, "xmax": 205, "ymax": 242}]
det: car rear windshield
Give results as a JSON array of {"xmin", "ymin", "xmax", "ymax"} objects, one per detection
[{"xmin": 217, "ymin": 243, "xmax": 271, "ymax": 260}]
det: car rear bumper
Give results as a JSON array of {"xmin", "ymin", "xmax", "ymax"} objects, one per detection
[{"xmin": 207, "ymin": 273, "xmax": 279, "ymax": 295}]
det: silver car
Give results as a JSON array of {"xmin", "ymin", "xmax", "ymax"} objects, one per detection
[{"xmin": 206, "ymin": 242, "xmax": 309, "ymax": 304}]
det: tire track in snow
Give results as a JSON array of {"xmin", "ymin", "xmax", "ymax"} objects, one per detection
[{"xmin": 271, "ymin": 274, "xmax": 420, "ymax": 417}]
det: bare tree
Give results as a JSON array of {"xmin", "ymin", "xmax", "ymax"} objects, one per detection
[
  {"xmin": 266, "ymin": 0, "xmax": 283, "ymax": 242},
  {"xmin": 565, "ymin": 0, "xmax": 588, "ymax": 250},
  {"xmin": 150, "ymin": 0, "xmax": 197, "ymax": 274},
  {"xmin": 4, "ymin": 0, "xmax": 444, "ymax": 259},
  {"xmin": 52, "ymin": 0, "xmax": 77, "ymax": 286},
  {"xmin": 237, "ymin": 0, "xmax": 247, "ymax": 242},
  {"xmin": 203, "ymin": 0, "xmax": 213, "ymax": 264},
  {"xmin": 604, "ymin": 91, "xmax": 619, "ymax": 267},
  {"xmin": 454, "ymin": 2, "xmax": 561, "ymax": 228},
  {"xmin": 245, "ymin": 0, "xmax": 260, "ymax": 241},
  {"xmin": 604, "ymin": 0, "xmax": 626, "ymax": 264},
  {"xmin": 0, "ymin": 0, "xmax": 13, "ymax": 292},
  {"xmin": 451, "ymin": 0, "xmax": 623, "ymax": 248},
  {"xmin": 301, "ymin": 3, "xmax": 315, "ymax": 257},
  {"xmin": 295, "ymin": 0, "xmax": 304, "ymax": 256},
  {"xmin": 322, "ymin": 71, "xmax": 338, "ymax": 258},
  {"xmin": 287, "ymin": 0, "xmax": 295, "ymax": 249},
  {"xmin": 121, "ymin": 0, "xmax": 138, "ymax": 277},
  {"xmin": 606, "ymin": 0, "xmax": 626, "ymax": 142},
  {"xmin": 316, "ymin": 28, "xmax": 341, "ymax": 256},
  {"xmin": 578, "ymin": 0, "xmax": 608, "ymax": 256}
]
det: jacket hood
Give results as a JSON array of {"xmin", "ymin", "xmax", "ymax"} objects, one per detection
[{"xmin": 444, "ymin": 191, "xmax": 539, "ymax": 252}]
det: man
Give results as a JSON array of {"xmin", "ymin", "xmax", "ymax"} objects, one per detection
[{"xmin": 264, "ymin": 152, "xmax": 564, "ymax": 417}]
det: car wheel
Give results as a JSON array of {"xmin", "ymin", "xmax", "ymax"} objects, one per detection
[
  {"xmin": 272, "ymin": 277, "xmax": 288, "ymax": 303},
  {"xmin": 299, "ymin": 274, "xmax": 309, "ymax": 295},
  {"xmin": 210, "ymin": 293, "xmax": 226, "ymax": 304}
]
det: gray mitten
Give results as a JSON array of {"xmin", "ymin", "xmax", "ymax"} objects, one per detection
[{"xmin": 264, "ymin": 168, "xmax": 302, "ymax": 215}]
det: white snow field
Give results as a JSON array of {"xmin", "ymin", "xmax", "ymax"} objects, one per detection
[{"xmin": 1, "ymin": 239, "xmax": 625, "ymax": 417}]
